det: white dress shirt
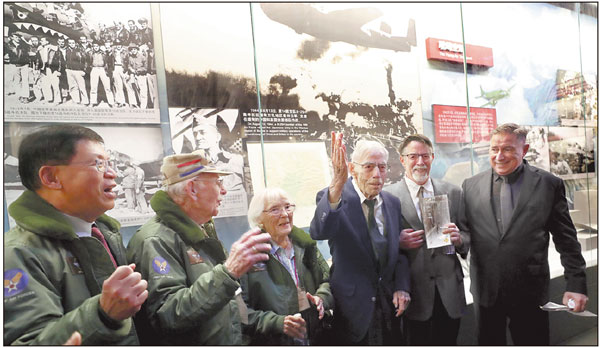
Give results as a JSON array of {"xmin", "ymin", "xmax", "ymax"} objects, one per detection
[
  {"xmin": 351, "ymin": 179, "xmax": 385, "ymax": 236},
  {"xmin": 404, "ymin": 177, "xmax": 434, "ymax": 221},
  {"xmin": 61, "ymin": 213, "xmax": 94, "ymax": 238},
  {"xmin": 328, "ymin": 179, "xmax": 386, "ymax": 235},
  {"xmin": 270, "ymin": 242, "xmax": 298, "ymax": 286}
]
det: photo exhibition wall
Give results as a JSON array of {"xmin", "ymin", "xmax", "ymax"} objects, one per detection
[{"xmin": 3, "ymin": 3, "xmax": 597, "ymax": 268}]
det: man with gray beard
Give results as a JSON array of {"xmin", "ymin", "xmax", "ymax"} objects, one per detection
[{"xmin": 385, "ymin": 134, "xmax": 468, "ymax": 345}]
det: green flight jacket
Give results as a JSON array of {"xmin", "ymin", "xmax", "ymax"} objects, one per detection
[
  {"xmin": 126, "ymin": 190, "xmax": 242, "ymax": 345},
  {"xmin": 240, "ymin": 226, "xmax": 334, "ymax": 345},
  {"xmin": 4, "ymin": 190, "xmax": 139, "ymax": 345}
]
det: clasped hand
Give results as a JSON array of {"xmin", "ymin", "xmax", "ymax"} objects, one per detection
[{"xmin": 99, "ymin": 264, "xmax": 148, "ymax": 321}]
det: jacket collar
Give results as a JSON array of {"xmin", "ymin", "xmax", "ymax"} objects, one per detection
[
  {"xmin": 288, "ymin": 225, "xmax": 316, "ymax": 249},
  {"xmin": 150, "ymin": 190, "xmax": 215, "ymax": 245},
  {"xmin": 8, "ymin": 190, "xmax": 120, "ymax": 241}
]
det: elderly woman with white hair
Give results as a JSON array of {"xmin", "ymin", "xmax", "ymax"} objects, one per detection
[{"xmin": 241, "ymin": 187, "xmax": 334, "ymax": 345}]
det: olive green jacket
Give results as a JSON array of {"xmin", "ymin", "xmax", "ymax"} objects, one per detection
[
  {"xmin": 241, "ymin": 226, "xmax": 334, "ymax": 345},
  {"xmin": 4, "ymin": 190, "xmax": 138, "ymax": 345},
  {"xmin": 126, "ymin": 190, "xmax": 242, "ymax": 345}
]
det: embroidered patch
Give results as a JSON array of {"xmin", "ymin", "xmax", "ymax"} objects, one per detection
[
  {"xmin": 152, "ymin": 256, "xmax": 170, "ymax": 274},
  {"xmin": 187, "ymin": 249, "xmax": 204, "ymax": 264},
  {"xmin": 67, "ymin": 256, "xmax": 84, "ymax": 274},
  {"xmin": 4, "ymin": 269, "xmax": 29, "ymax": 297},
  {"xmin": 249, "ymin": 262, "xmax": 267, "ymax": 272}
]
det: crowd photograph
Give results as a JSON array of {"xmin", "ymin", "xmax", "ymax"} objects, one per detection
[{"xmin": 4, "ymin": 3, "xmax": 158, "ymax": 109}]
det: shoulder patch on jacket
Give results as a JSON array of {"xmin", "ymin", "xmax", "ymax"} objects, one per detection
[
  {"xmin": 4, "ymin": 269, "xmax": 29, "ymax": 297},
  {"xmin": 152, "ymin": 256, "xmax": 170, "ymax": 274}
]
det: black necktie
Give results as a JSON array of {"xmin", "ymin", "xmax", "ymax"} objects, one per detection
[
  {"xmin": 364, "ymin": 199, "xmax": 387, "ymax": 270},
  {"xmin": 500, "ymin": 176, "xmax": 513, "ymax": 234}
]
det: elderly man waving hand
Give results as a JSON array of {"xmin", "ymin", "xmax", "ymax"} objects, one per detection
[{"xmin": 310, "ymin": 132, "xmax": 410, "ymax": 345}]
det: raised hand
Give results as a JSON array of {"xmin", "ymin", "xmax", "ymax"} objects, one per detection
[
  {"xmin": 224, "ymin": 227, "xmax": 271, "ymax": 279},
  {"xmin": 328, "ymin": 131, "xmax": 348, "ymax": 203}
]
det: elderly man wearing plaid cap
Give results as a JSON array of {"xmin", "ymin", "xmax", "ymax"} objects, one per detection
[{"xmin": 126, "ymin": 150, "xmax": 271, "ymax": 345}]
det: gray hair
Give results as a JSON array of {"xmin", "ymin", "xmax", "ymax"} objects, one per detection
[
  {"xmin": 492, "ymin": 123, "xmax": 528, "ymax": 143},
  {"xmin": 351, "ymin": 139, "xmax": 389, "ymax": 163},
  {"xmin": 247, "ymin": 187, "xmax": 291, "ymax": 228}
]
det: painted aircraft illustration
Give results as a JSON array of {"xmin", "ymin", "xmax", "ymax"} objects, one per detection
[
  {"xmin": 4, "ymin": 3, "xmax": 94, "ymax": 42},
  {"xmin": 477, "ymin": 85, "xmax": 515, "ymax": 107},
  {"xmin": 260, "ymin": 3, "xmax": 416, "ymax": 52}
]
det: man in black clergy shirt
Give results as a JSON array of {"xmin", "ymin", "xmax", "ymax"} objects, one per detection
[{"xmin": 460, "ymin": 123, "xmax": 587, "ymax": 345}]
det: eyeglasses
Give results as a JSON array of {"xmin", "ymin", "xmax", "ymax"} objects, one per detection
[
  {"xmin": 194, "ymin": 177, "xmax": 225, "ymax": 187},
  {"xmin": 402, "ymin": 153, "xmax": 433, "ymax": 161},
  {"xmin": 263, "ymin": 204, "xmax": 296, "ymax": 216},
  {"xmin": 64, "ymin": 158, "xmax": 111, "ymax": 173},
  {"xmin": 353, "ymin": 162, "xmax": 388, "ymax": 171}
]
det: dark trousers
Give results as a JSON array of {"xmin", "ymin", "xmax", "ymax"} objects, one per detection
[
  {"xmin": 475, "ymin": 298, "xmax": 549, "ymax": 345},
  {"xmin": 346, "ymin": 294, "xmax": 403, "ymax": 345},
  {"xmin": 404, "ymin": 287, "xmax": 461, "ymax": 345}
]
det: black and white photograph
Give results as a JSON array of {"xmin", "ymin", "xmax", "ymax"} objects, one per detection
[
  {"xmin": 160, "ymin": 3, "xmax": 422, "ymax": 192},
  {"xmin": 556, "ymin": 70, "xmax": 598, "ymax": 126},
  {"xmin": 548, "ymin": 126, "xmax": 596, "ymax": 178},
  {"xmin": 250, "ymin": 2, "xmax": 422, "ymax": 179},
  {"xmin": 523, "ymin": 126, "xmax": 550, "ymax": 171},
  {"xmin": 169, "ymin": 107, "xmax": 251, "ymax": 218},
  {"xmin": 4, "ymin": 123, "xmax": 165, "ymax": 228},
  {"xmin": 3, "ymin": 2, "xmax": 160, "ymax": 123}
]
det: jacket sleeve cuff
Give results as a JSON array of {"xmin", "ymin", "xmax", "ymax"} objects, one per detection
[
  {"xmin": 214, "ymin": 264, "xmax": 242, "ymax": 289},
  {"xmin": 456, "ymin": 243, "xmax": 469, "ymax": 258},
  {"xmin": 566, "ymin": 279, "xmax": 588, "ymax": 296},
  {"xmin": 86, "ymin": 295, "xmax": 132, "ymax": 341},
  {"xmin": 97, "ymin": 305, "xmax": 123, "ymax": 330},
  {"xmin": 275, "ymin": 315, "xmax": 286, "ymax": 334}
]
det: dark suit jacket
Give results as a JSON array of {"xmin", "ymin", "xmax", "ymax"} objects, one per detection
[
  {"xmin": 384, "ymin": 178, "xmax": 468, "ymax": 321},
  {"xmin": 310, "ymin": 179, "xmax": 410, "ymax": 342},
  {"xmin": 459, "ymin": 161, "xmax": 587, "ymax": 307}
]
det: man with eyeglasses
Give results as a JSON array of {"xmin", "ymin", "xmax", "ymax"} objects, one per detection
[
  {"xmin": 310, "ymin": 132, "xmax": 410, "ymax": 345},
  {"xmin": 459, "ymin": 123, "xmax": 587, "ymax": 345},
  {"xmin": 5, "ymin": 125, "xmax": 148, "ymax": 345},
  {"xmin": 126, "ymin": 150, "xmax": 271, "ymax": 345},
  {"xmin": 384, "ymin": 134, "xmax": 468, "ymax": 345}
]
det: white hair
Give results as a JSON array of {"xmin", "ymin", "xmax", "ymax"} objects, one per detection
[
  {"xmin": 164, "ymin": 177, "xmax": 194, "ymax": 203},
  {"xmin": 351, "ymin": 139, "xmax": 389, "ymax": 163},
  {"xmin": 247, "ymin": 187, "xmax": 291, "ymax": 228}
]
